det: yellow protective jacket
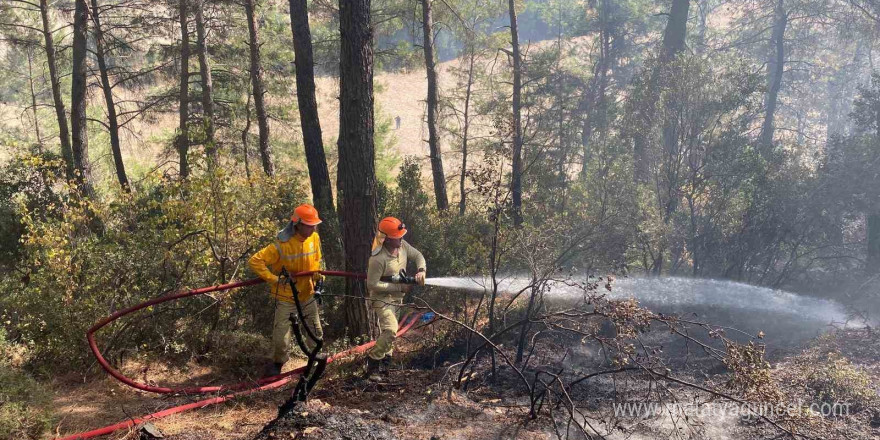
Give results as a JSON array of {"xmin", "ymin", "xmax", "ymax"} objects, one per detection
[{"xmin": 249, "ymin": 225, "xmax": 324, "ymax": 303}]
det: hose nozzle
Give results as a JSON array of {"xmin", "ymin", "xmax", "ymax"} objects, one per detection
[{"xmin": 380, "ymin": 270, "xmax": 417, "ymax": 284}]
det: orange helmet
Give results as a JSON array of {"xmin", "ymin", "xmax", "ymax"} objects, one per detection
[
  {"xmin": 378, "ymin": 217, "xmax": 407, "ymax": 239},
  {"xmin": 291, "ymin": 204, "xmax": 322, "ymax": 226}
]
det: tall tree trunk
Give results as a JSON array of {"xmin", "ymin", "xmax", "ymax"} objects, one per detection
[
  {"xmin": 177, "ymin": 0, "xmax": 191, "ymax": 179},
  {"xmin": 659, "ymin": 0, "xmax": 689, "ymax": 200},
  {"xmin": 634, "ymin": 0, "xmax": 688, "ymax": 183},
  {"xmin": 421, "ymin": 0, "xmax": 449, "ymax": 210},
  {"xmin": 242, "ymin": 92, "xmax": 252, "ymax": 180},
  {"xmin": 868, "ymin": 80, "xmax": 880, "ymax": 273},
  {"xmin": 508, "ymin": 0, "xmax": 524, "ymax": 227},
  {"xmin": 289, "ymin": 0, "xmax": 342, "ymax": 268},
  {"xmin": 868, "ymin": 214, "xmax": 880, "ymax": 272},
  {"xmin": 244, "ymin": 0, "xmax": 274, "ymax": 176},
  {"xmin": 662, "ymin": 0, "xmax": 689, "ymax": 61},
  {"xmin": 91, "ymin": 0, "xmax": 129, "ymax": 192},
  {"xmin": 195, "ymin": 0, "xmax": 215, "ymax": 166},
  {"xmin": 71, "ymin": 0, "xmax": 94, "ymax": 196},
  {"xmin": 554, "ymin": 21, "xmax": 568, "ymax": 211},
  {"xmin": 580, "ymin": 0, "xmax": 611, "ymax": 180},
  {"xmin": 515, "ymin": 284, "xmax": 538, "ymax": 364},
  {"xmin": 40, "ymin": 0, "xmax": 73, "ymax": 179},
  {"xmin": 696, "ymin": 0, "xmax": 708, "ymax": 54},
  {"xmin": 459, "ymin": 46, "xmax": 475, "ymax": 216},
  {"xmin": 653, "ymin": 0, "xmax": 690, "ymax": 273},
  {"xmin": 760, "ymin": 0, "xmax": 786, "ymax": 154},
  {"xmin": 635, "ymin": 0, "xmax": 689, "ymax": 182},
  {"xmin": 338, "ymin": 0, "xmax": 377, "ymax": 337},
  {"xmin": 26, "ymin": 47, "xmax": 43, "ymax": 152}
]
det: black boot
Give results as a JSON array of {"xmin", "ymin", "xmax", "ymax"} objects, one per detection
[
  {"xmin": 364, "ymin": 356, "xmax": 383, "ymax": 382},
  {"xmin": 381, "ymin": 355, "xmax": 393, "ymax": 374},
  {"xmin": 264, "ymin": 362, "xmax": 284, "ymax": 377}
]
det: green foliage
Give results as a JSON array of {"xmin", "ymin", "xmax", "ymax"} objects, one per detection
[
  {"xmin": 0, "ymin": 152, "xmax": 65, "ymax": 273},
  {"xmin": 0, "ymin": 329, "xmax": 53, "ymax": 440},
  {"xmin": 0, "ymin": 158, "xmax": 309, "ymax": 369},
  {"xmin": 622, "ymin": 53, "xmax": 766, "ymax": 276},
  {"xmin": 806, "ymin": 353, "xmax": 877, "ymax": 413},
  {"xmin": 205, "ymin": 330, "xmax": 271, "ymax": 376},
  {"xmin": 383, "ymin": 157, "xmax": 492, "ymax": 275},
  {"xmin": 375, "ymin": 99, "xmax": 401, "ymax": 185},
  {"xmin": 724, "ymin": 340, "xmax": 783, "ymax": 403},
  {"xmin": 852, "ymin": 72, "xmax": 880, "ymax": 135}
]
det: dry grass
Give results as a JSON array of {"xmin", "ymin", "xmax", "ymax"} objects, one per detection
[
  {"xmin": 764, "ymin": 328, "xmax": 880, "ymax": 440},
  {"xmin": 47, "ymin": 359, "xmax": 303, "ymax": 440},
  {"xmin": 47, "ymin": 320, "xmax": 552, "ymax": 440},
  {"xmin": 2, "ymin": 49, "xmax": 509, "ymax": 201}
]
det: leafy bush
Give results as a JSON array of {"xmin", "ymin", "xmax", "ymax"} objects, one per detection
[
  {"xmin": 383, "ymin": 157, "xmax": 492, "ymax": 276},
  {"xmin": 0, "ymin": 329, "xmax": 53, "ymax": 439},
  {"xmin": 0, "ymin": 152, "xmax": 65, "ymax": 272},
  {"xmin": 0, "ymin": 155, "xmax": 309, "ymax": 371},
  {"xmin": 806, "ymin": 353, "xmax": 877, "ymax": 413},
  {"xmin": 205, "ymin": 330, "xmax": 271, "ymax": 376}
]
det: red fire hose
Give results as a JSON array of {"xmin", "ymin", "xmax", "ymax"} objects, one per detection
[
  {"xmin": 58, "ymin": 270, "xmax": 424, "ymax": 440},
  {"xmin": 86, "ymin": 271, "xmax": 364, "ymax": 394}
]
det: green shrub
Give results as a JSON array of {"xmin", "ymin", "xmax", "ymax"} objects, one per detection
[
  {"xmin": 205, "ymin": 330, "xmax": 271, "ymax": 376},
  {"xmin": 0, "ymin": 329, "xmax": 53, "ymax": 439},
  {"xmin": 383, "ymin": 157, "xmax": 492, "ymax": 276},
  {"xmin": 806, "ymin": 353, "xmax": 877, "ymax": 413},
  {"xmin": 0, "ymin": 159, "xmax": 309, "ymax": 371}
]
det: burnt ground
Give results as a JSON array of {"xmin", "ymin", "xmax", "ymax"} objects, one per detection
[
  {"xmin": 51, "ymin": 320, "xmax": 879, "ymax": 440},
  {"xmin": 244, "ymin": 325, "xmax": 880, "ymax": 440},
  {"xmin": 251, "ymin": 371, "xmax": 551, "ymax": 440},
  {"xmin": 250, "ymin": 344, "xmax": 555, "ymax": 440}
]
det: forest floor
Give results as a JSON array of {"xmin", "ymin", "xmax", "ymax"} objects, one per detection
[{"xmin": 47, "ymin": 324, "xmax": 880, "ymax": 440}]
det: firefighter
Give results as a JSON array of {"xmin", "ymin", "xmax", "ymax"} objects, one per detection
[
  {"xmin": 249, "ymin": 204, "xmax": 326, "ymax": 377},
  {"xmin": 364, "ymin": 216, "xmax": 426, "ymax": 381}
]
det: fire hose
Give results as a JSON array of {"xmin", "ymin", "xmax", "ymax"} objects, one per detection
[{"xmin": 57, "ymin": 270, "xmax": 429, "ymax": 440}]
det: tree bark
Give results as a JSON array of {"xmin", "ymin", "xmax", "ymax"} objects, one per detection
[
  {"xmin": 289, "ymin": 0, "xmax": 342, "ymax": 268},
  {"xmin": 760, "ymin": 0, "xmax": 786, "ymax": 154},
  {"xmin": 696, "ymin": 0, "xmax": 708, "ymax": 54},
  {"xmin": 515, "ymin": 283, "xmax": 538, "ymax": 364},
  {"xmin": 39, "ymin": 0, "xmax": 73, "ymax": 179},
  {"xmin": 869, "ymin": 75, "xmax": 880, "ymax": 273},
  {"xmin": 508, "ymin": 0, "xmax": 524, "ymax": 227},
  {"xmin": 71, "ymin": 0, "xmax": 94, "ymax": 196},
  {"xmin": 650, "ymin": 0, "xmax": 690, "ymax": 272},
  {"xmin": 244, "ymin": 0, "xmax": 274, "ymax": 176},
  {"xmin": 662, "ymin": 0, "xmax": 689, "ymax": 61},
  {"xmin": 177, "ymin": 0, "xmax": 191, "ymax": 179},
  {"xmin": 659, "ymin": 0, "xmax": 690, "ymax": 203},
  {"xmin": 459, "ymin": 46, "xmax": 475, "ymax": 215},
  {"xmin": 91, "ymin": 0, "xmax": 129, "ymax": 192},
  {"xmin": 338, "ymin": 0, "xmax": 377, "ymax": 337},
  {"xmin": 421, "ymin": 0, "xmax": 449, "ymax": 210},
  {"xmin": 26, "ymin": 47, "xmax": 43, "ymax": 152},
  {"xmin": 242, "ymin": 92, "xmax": 252, "ymax": 180},
  {"xmin": 195, "ymin": 0, "xmax": 215, "ymax": 166},
  {"xmin": 870, "ymin": 214, "xmax": 880, "ymax": 272},
  {"xmin": 580, "ymin": 0, "xmax": 611, "ymax": 180}
]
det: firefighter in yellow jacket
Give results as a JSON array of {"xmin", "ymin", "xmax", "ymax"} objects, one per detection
[
  {"xmin": 249, "ymin": 204, "xmax": 325, "ymax": 377},
  {"xmin": 365, "ymin": 217, "xmax": 426, "ymax": 381}
]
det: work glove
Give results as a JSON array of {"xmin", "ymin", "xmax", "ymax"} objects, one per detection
[
  {"xmin": 314, "ymin": 279, "xmax": 325, "ymax": 305},
  {"xmin": 276, "ymin": 268, "xmax": 290, "ymax": 286},
  {"xmin": 415, "ymin": 269, "xmax": 426, "ymax": 286}
]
